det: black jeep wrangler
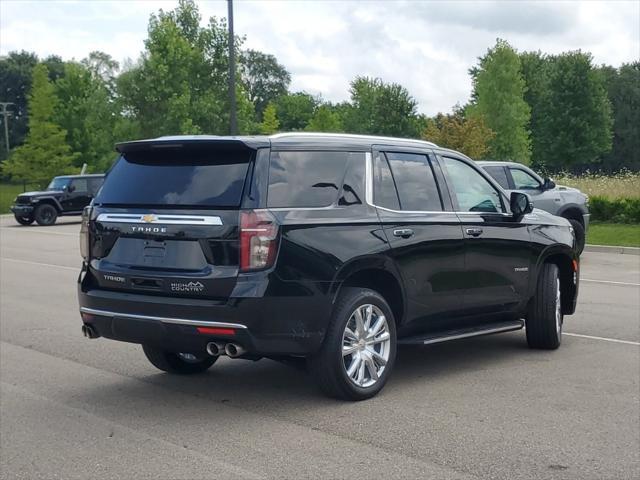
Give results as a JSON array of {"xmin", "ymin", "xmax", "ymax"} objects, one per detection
[
  {"xmin": 11, "ymin": 174, "xmax": 105, "ymax": 226},
  {"xmin": 78, "ymin": 134, "xmax": 579, "ymax": 400}
]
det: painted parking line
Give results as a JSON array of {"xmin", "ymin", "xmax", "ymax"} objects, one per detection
[
  {"xmin": 1, "ymin": 257, "xmax": 78, "ymax": 272},
  {"xmin": 581, "ymin": 278, "xmax": 639, "ymax": 287},
  {"xmin": 563, "ymin": 332, "xmax": 640, "ymax": 346}
]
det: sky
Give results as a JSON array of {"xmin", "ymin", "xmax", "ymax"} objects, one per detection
[{"xmin": 1, "ymin": 0, "xmax": 639, "ymax": 116}]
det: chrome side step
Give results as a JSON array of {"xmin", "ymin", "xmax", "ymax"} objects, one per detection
[{"xmin": 398, "ymin": 320, "xmax": 524, "ymax": 345}]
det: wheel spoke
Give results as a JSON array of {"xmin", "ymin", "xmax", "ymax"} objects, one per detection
[
  {"xmin": 368, "ymin": 348, "xmax": 387, "ymax": 367},
  {"xmin": 356, "ymin": 358, "xmax": 366, "ymax": 385},
  {"xmin": 364, "ymin": 353, "xmax": 378, "ymax": 381},
  {"xmin": 367, "ymin": 315, "xmax": 386, "ymax": 339},
  {"xmin": 367, "ymin": 331, "xmax": 390, "ymax": 345},
  {"xmin": 344, "ymin": 327, "xmax": 358, "ymax": 342},
  {"xmin": 347, "ymin": 354, "xmax": 361, "ymax": 378},
  {"xmin": 364, "ymin": 305, "xmax": 373, "ymax": 330},
  {"xmin": 342, "ymin": 344, "xmax": 358, "ymax": 356},
  {"xmin": 354, "ymin": 308, "xmax": 365, "ymax": 338}
]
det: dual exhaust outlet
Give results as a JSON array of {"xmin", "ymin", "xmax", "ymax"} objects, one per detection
[{"xmin": 206, "ymin": 341, "xmax": 245, "ymax": 358}]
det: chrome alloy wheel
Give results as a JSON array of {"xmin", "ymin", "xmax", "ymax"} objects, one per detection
[
  {"xmin": 555, "ymin": 278, "xmax": 562, "ymax": 334},
  {"xmin": 341, "ymin": 304, "xmax": 391, "ymax": 388},
  {"xmin": 177, "ymin": 352, "xmax": 199, "ymax": 363}
]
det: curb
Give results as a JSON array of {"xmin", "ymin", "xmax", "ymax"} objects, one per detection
[{"xmin": 585, "ymin": 244, "xmax": 640, "ymax": 256}]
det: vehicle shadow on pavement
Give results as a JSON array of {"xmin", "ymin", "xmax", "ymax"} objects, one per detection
[{"xmin": 69, "ymin": 332, "xmax": 532, "ymax": 412}]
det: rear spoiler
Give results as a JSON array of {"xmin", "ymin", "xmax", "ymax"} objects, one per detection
[{"xmin": 116, "ymin": 136, "xmax": 270, "ymax": 154}]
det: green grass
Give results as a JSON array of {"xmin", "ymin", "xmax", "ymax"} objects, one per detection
[
  {"xmin": 0, "ymin": 183, "xmax": 27, "ymax": 214},
  {"xmin": 587, "ymin": 223, "xmax": 640, "ymax": 248}
]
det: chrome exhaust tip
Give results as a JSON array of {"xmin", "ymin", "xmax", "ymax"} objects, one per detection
[
  {"xmin": 81, "ymin": 324, "xmax": 99, "ymax": 339},
  {"xmin": 206, "ymin": 342, "xmax": 225, "ymax": 357},
  {"xmin": 224, "ymin": 343, "xmax": 245, "ymax": 358}
]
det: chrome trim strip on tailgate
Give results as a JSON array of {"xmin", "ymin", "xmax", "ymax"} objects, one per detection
[
  {"xmin": 96, "ymin": 213, "xmax": 223, "ymax": 225},
  {"xmin": 80, "ymin": 307, "xmax": 247, "ymax": 329}
]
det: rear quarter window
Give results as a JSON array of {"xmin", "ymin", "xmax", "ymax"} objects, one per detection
[{"xmin": 267, "ymin": 151, "xmax": 358, "ymax": 208}]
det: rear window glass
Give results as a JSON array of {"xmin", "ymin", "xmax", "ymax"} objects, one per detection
[
  {"xmin": 483, "ymin": 166, "xmax": 510, "ymax": 189},
  {"xmin": 385, "ymin": 152, "xmax": 442, "ymax": 211},
  {"xmin": 267, "ymin": 151, "xmax": 352, "ymax": 208},
  {"xmin": 95, "ymin": 148, "xmax": 251, "ymax": 207}
]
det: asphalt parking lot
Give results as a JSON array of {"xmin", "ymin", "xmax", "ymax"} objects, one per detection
[{"xmin": 0, "ymin": 216, "xmax": 638, "ymax": 480}]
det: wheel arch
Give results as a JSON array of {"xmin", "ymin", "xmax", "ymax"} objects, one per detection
[
  {"xmin": 557, "ymin": 204, "xmax": 586, "ymax": 224},
  {"xmin": 330, "ymin": 256, "xmax": 406, "ymax": 326},
  {"xmin": 33, "ymin": 197, "xmax": 63, "ymax": 213},
  {"xmin": 536, "ymin": 246, "xmax": 578, "ymax": 315}
]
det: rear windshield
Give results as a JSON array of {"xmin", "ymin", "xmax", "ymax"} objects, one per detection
[{"xmin": 95, "ymin": 148, "xmax": 252, "ymax": 208}]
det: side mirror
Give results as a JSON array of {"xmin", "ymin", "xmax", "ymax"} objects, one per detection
[
  {"xmin": 67, "ymin": 184, "xmax": 76, "ymax": 193},
  {"xmin": 542, "ymin": 177, "xmax": 556, "ymax": 190},
  {"xmin": 510, "ymin": 191, "xmax": 533, "ymax": 218}
]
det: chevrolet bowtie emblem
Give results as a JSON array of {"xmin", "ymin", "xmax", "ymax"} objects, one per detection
[{"xmin": 142, "ymin": 214, "xmax": 157, "ymax": 223}]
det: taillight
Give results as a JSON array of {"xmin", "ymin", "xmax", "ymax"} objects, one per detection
[
  {"xmin": 79, "ymin": 206, "xmax": 91, "ymax": 261},
  {"xmin": 239, "ymin": 209, "xmax": 279, "ymax": 272}
]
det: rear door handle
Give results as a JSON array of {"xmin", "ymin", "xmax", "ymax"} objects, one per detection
[
  {"xmin": 465, "ymin": 227, "xmax": 483, "ymax": 237},
  {"xmin": 393, "ymin": 228, "xmax": 414, "ymax": 238}
]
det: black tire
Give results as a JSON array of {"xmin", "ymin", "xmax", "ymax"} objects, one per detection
[
  {"xmin": 14, "ymin": 214, "xmax": 34, "ymax": 226},
  {"xmin": 526, "ymin": 263, "xmax": 562, "ymax": 350},
  {"xmin": 34, "ymin": 204, "xmax": 58, "ymax": 226},
  {"xmin": 568, "ymin": 219, "xmax": 585, "ymax": 256},
  {"xmin": 309, "ymin": 287, "xmax": 397, "ymax": 401},
  {"xmin": 142, "ymin": 345, "xmax": 218, "ymax": 374}
]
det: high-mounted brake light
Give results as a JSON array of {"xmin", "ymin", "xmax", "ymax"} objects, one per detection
[{"xmin": 239, "ymin": 209, "xmax": 279, "ymax": 272}]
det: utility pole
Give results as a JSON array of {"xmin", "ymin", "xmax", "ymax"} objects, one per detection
[
  {"xmin": 227, "ymin": 0, "xmax": 238, "ymax": 135},
  {"xmin": 0, "ymin": 102, "xmax": 14, "ymax": 153}
]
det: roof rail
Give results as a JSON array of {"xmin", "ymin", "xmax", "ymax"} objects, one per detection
[{"xmin": 270, "ymin": 132, "xmax": 437, "ymax": 147}]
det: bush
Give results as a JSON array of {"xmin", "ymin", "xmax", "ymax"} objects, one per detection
[{"xmin": 589, "ymin": 196, "xmax": 640, "ymax": 224}]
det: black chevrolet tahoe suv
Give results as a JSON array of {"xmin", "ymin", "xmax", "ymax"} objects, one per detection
[
  {"xmin": 11, "ymin": 174, "xmax": 105, "ymax": 226},
  {"xmin": 78, "ymin": 133, "xmax": 579, "ymax": 400}
]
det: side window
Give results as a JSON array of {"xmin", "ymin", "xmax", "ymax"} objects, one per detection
[
  {"xmin": 267, "ymin": 151, "xmax": 351, "ymax": 208},
  {"xmin": 88, "ymin": 178, "xmax": 104, "ymax": 195},
  {"xmin": 510, "ymin": 168, "xmax": 541, "ymax": 190},
  {"xmin": 71, "ymin": 178, "xmax": 88, "ymax": 193},
  {"xmin": 373, "ymin": 152, "xmax": 400, "ymax": 210},
  {"xmin": 384, "ymin": 152, "xmax": 442, "ymax": 211},
  {"xmin": 441, "ymin": 157, "xmax": 504, "ymax": 213},
  {"xmin": 483, "ymin": 166, "xmax": 510, "ymax": 189}
]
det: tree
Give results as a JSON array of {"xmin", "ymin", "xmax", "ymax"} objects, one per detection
[
  {"xmin": 117, "ymin": 0, "xmax": 255, "ymax": 137},
  {"xmin": 343, "ymin": 77, "xmax": 421, "ymax": 138},
  {"xmin": 305, "ymin": 105, "xmax": 343, "ymax": 132},
  {"xmin": 2, "ymin": 65, "xmax": 77, "ymax": 184},
  {"xmin": 274, "ymin": 92, "xmax": 317, "ymax": 131},
  {"xmin": 599, "ymin": 62, "xmax": 639, "ymax": 171},
  {"xmin": 54, "ymin": 61, "xmax": 119, "ymax": 172},
  {"xmin": 423, "ymin": 107, "xmax": 494, "ymax": 159},
  {"xmin": 534, "ymin": 51, "xmax": 612, "ymax": 171},
  {"xmin": 469, "ymin": 39, "xmax": 531, "ymax": 164},
  {"xmin": 240, "ymin": 49, "xmax": 290, "ymax": 118},
  {"xmin": 259, "ymin": 102, "xmax": 279, "ymax": 134},
  {"xmin": 0, "ymin": 51, "xmax": 38, "ymax": 161}
]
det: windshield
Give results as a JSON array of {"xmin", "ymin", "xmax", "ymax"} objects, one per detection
[
  {"xmin": 95, "ymin": 148, "xmax": 253, "ymax": 208},
  {"xmin": 47, "ymin": 177, "xmax": 71, "ymax": 191}
]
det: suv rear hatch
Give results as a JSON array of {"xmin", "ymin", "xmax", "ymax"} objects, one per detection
[{"xmin": 86, "ymin": 139, "xmax": 263, "ymax": 300}]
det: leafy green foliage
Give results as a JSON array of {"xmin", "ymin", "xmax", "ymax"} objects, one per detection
[
  {"xmin": 599, "ymin": 62, "xmax": 639, "ymax": 172},
  {"xmin": 2, "ymin": 65, "xmax": 77, "ymax": 183},
  {"xmin": 343, "ymin": 77, "xmax": 421, "ymax": 138},
  {"xmin": 469, "ymin": 39, "xmax": 531, "ymax": 164},
  {"xmin": 274, "ymin": 92, "xmax": 317, "ymax": 131},
  {"xmin": 533, "ymin": 51, "xmax": 612, "ymax": 171},
  {"xmin": 117, "ymin": 0, "xmax": 253, "ymax": 136},
  {"xmin": 423, "ymin": 107, "xmax": 494, "ymax": 158},
  {"xmin": 588, "ymin": 196, "xmax": 640, "ymax": 224},
  {"xmin": 306, "ymin": 105, "xmax": 343, "ymax": 132},
  {"xmin": 259, "ymin": 103, "xmax": 280, "ymax": 134},
  {"xmin": 240, "ymin": 49, "xmax": 290, "ymax": 118}
]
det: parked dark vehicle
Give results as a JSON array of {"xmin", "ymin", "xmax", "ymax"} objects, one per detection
[
  {"xmin": 11, "ymin": 174, "xmax": 105, "ymax": 226},
  {"xmin": 479, "ymin": 161, "xmax": 590, "ymax": 254},
  {"xmin": 78, "ymin": 134, "xmax": 579, "ymax": 400}
]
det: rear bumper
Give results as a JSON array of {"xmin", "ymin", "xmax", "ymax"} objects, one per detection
[
  {"xmin": 10, "ymin": 205, "xmax": 34, "ymax": 216},
  {"xmin": 77, "ymin": 268, "xmax": 332, "ymax": 356}
]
